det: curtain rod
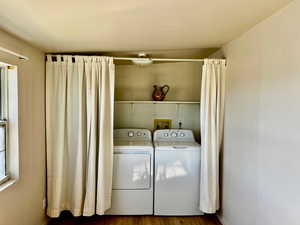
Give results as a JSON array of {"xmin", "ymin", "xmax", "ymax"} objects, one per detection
[
  {"xmin": 46, "ymin": 55, "xmax": 208, "ymax": 62},
  {"xmin": 0, "ymin": 46, "xmax": 29, "ymax": 60},
  {"xmin": 113, "ymin": 57, "xmax": 205, "ymax": 62}
]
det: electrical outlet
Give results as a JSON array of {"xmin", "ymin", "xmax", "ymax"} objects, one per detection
[{"xmin": 154, "ymin": 119, "xmax": 172, "ymax": 129}]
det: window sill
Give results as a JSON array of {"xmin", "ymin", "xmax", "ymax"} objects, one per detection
[{"xmin": 0, "ymin": 179, "xmax": 17, "ymax": 192}]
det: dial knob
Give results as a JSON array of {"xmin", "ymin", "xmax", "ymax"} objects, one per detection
[
  {"xmin": 137, "ymin": 131, "xmax": 142, "ymax": 136},
  {"xmin": 171, "ymin": 132, "xmax": 177, "ymax": 137},
  {"xmin": 128, "ymin": 131, "xmax": 134, "ymax": 137},
  {"xmin": 164, "ymin": 133, "xmax": 169, "ymax": 137},
  {"xmin": 180, "ymin": 133, "xmax": 185, "ymax": 137}
]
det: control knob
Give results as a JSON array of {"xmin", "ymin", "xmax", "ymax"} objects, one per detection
[{"xmin": 171, "ymin": 132, "xmax": 177, "ymax": 137}]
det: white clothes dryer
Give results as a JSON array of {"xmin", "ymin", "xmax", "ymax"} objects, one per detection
[{"xmin": 105, "ymin": 129, "xmax": 154, "ymax": 215}]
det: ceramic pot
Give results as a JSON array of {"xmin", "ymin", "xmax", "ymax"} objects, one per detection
[{"xmin": 152, "ymin": 85, "xmax": 170, "ymax": 101}]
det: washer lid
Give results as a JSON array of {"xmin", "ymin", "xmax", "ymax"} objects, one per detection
[
  {"xmin": 114, "ymin": 140, "xmax": 153, "ymax": 150},
  {"xmin": 154, "ymin": 141, "xmax": 200, "ymax": 151}
]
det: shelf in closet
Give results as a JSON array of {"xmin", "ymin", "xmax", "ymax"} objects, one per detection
[{"xmin": 115, "ymin": 101, "xmax": 200, "ymax": 104}]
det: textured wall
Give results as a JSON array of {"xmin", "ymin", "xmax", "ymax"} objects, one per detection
[
  {"xmin": 115, "ymin": 62, "xmax": 202, "ymax": 101},
  {"xmin": 219, "ymin": 1, "xmax": 300, "ymax": 225},
  {"xmin": 0, "ymin": 29, "xmax": 46, "ymax": 225},
  {"xmin": 114, "ymin": 103, "xmax": 200, "ymax": 140},
  {"xmin": 115, "ymin": 62, "xmax": 201, "ymax": 140}
]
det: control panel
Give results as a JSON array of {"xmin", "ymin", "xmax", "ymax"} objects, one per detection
[
  {"xmin": 153, "ymin": 129, "xmax": 195, "ymax": 142},
  {"xmin": 114, "ymin": 129, "xmax": 152, "ymax": 141}
]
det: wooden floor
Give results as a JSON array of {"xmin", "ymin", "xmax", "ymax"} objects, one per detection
[{"xmin": 48, "ymin": 212, "xmax": 222, "ymax": 225}]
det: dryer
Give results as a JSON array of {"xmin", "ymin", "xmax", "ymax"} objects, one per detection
[
  {"xmin": 154, "ymin": 129, "xmax": 203, "ymax": 216},
  {"xmin": 105, "ymin": 129, "xmax": 153, "ymax": 215}
]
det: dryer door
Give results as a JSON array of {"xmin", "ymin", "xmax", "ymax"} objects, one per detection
[{"xmin": 112, "ymin": 153, "xmax": 151, "ymax": 190}]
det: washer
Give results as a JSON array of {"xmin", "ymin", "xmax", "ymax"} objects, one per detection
[
  {"xmin": 105, "ymin": 129, "xmax": 153, "ymax": 215},
  {"xmin": 154, "ymin": 129, "xmax": 203, "ymax": 216}
]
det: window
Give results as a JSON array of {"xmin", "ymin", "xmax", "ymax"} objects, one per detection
[{"xmin": 0, "ymin": 66, "xmax": 8, "ymax": 185}]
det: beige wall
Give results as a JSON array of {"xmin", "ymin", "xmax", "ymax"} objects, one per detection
[
  {"xmin": 0, "ymin": 30, "xmax": 46, "ymax": 225},
  {"xmin": 219, "ymin": 1, "xmax": 300, "ymax": 225},
  {"xmin": 114, "ymin": 103, "xmax": 201, "ymax": 140},
  {"xmin": 115, "ymin": 62, "xmax": 202, "ymax": 140},
  {"xmin": 115, "ymin": 62, "xmax": 202, "ymax": 101}
]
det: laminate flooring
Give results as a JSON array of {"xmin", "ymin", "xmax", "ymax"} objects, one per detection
[{"xmin": 48, "ymin": 212, "xmax": 223, "ymax": 225}]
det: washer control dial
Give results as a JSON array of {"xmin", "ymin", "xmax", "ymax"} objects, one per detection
[
  {"xmin": 128, "ymin": 131, "xmax": 134, "ymax": 137},
  {"xmin": 171, "ymin": 132, "xmax": 177, "ymax": 137}
]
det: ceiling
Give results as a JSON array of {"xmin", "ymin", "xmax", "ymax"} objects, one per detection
[{"xmin": 0, "ymin": 0, "xmax": 291, "ymax": 53}]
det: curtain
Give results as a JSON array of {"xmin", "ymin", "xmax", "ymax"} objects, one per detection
[
  {"xmin": 46, "ymin": 55, "xmax": 115, "ymax": 217},
  {"xmin": 200, "ymin": 59, "xmax": 226, "ymax": 213}
]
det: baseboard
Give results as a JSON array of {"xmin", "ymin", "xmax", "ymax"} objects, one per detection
[
  {"xmin": 41, "ymin": 217, "xmax": 49, "ymax": 225},
  {"xmin": 217, "ymin": 214, "xmax": 230, "ymax": 225}
]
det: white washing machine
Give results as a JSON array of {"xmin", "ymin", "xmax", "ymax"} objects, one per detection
[
  {"xmin": 154, "ymin": 129, "xmax": 203, "ymax": 216},
  {"xmin": 105, "ymin": 129, "xmax": 154, "ymax": 215}
]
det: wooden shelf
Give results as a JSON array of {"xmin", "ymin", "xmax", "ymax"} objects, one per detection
[{"xmin": 115, "ymin": 101, "xmax": 200, "ymax": 104}]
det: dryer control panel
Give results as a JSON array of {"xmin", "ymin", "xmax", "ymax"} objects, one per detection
[
  {"xmin": 153, "ymin": 129, "xmax": 195, "ymax": 142},
  {"xmin": 114, "ymin": 129, "xmax": 152, "ymax": 141}
]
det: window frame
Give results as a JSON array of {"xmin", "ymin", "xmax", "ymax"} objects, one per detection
[
  {"xmin": 0, "ymin": 120, "xmax": 8, "ymax": 185},
  {"xmin": 0, "ymin": 65, "xmax": 9, "ymax": 185}
]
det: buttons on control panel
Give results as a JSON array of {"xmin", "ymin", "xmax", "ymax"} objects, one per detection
[
  {"xmin": 115, "ymin": 129, "xmax": 151, "ymax": 141},
  {"xmin": 127, "ymin": 130, "xmax": 148, "ymax": 137},
  {"xmin": 153, "ymin": 130, "xmax": 194, "ymax": 141},
  {"xmin": 128, "ymin": 131, "xmax": 134, "ymax": 137},
  {"xmin": 171, "ymin": 132, "xmax": 177, "ymax": 137},
  {"xmin": 158, "ymin": 131, "xmax": 190, "ymax": 139}
]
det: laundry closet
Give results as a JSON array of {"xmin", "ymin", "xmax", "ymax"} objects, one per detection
[
  {"xmin": 114, "ymin": 61, "xmax": 202, "ymax": 140},
  {"xmin": 109, "ymin": 60, "xmax": 204, "ymax": 215}
]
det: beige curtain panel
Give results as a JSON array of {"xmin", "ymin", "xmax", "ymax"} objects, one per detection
[
  {"xmin": 200, "ymin": 59, "xmax": 226, "ymax": 213},
  {"xmin": 46, "ymin": 55, "xmax": 115, "ymax": 217}
]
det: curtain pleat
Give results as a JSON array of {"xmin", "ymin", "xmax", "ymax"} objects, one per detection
[
  {"xmin": 199, "ymin": 59, "xmax": 226, "ymax": 213},
  {"xmin": 46, "ymin": 55, "xmax": 115, "ymax": 217}
]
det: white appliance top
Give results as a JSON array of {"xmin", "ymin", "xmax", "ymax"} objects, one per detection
[
  {"xmin": 114, "ymin": 129, "xmax": 153, "ymax": 150},
  {"xmin": 153, "ymin": 129, "xmax": 195, "ymax": 142},
  {"xmin": 153, "ymin": 129, "xmax": 200, "ymax": 151},
  {"xmin": 114, "ymin": 129, "xmax": 152, "ymax": 141},
  {"xmin": 114, "ymin": 140, "xmax": 153, "ymax": 150},
  {"xmin": 154, "ymin": 141, "xmax": 200, "ymax": 151}
]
